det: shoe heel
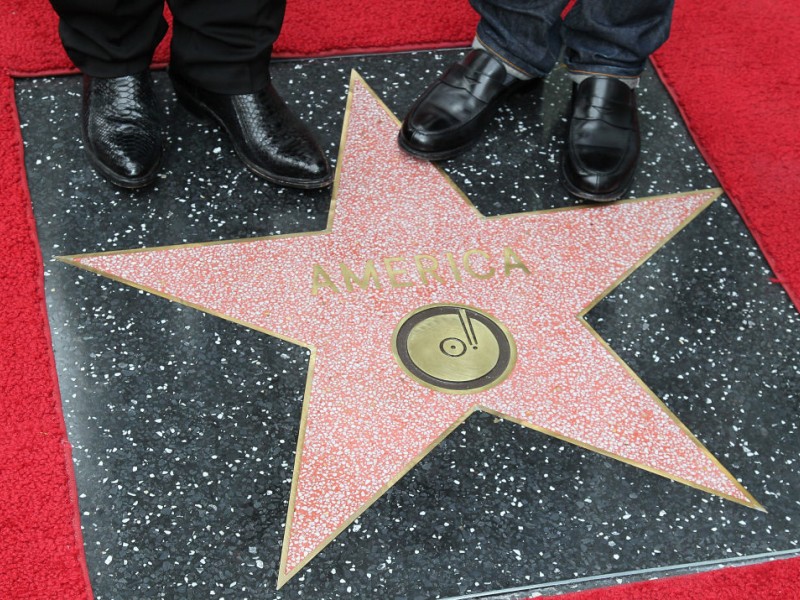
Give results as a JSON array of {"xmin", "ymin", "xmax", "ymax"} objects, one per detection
[
  {"xmin": 509, "ymin": 77, "xmax": 543, "ymax": 98},
  {"xmin": 171, "ymin": 78, "xmax": 211, "ymax": 121}
]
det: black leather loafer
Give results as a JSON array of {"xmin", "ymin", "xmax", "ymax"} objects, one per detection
[
  {"xmin": 82, "ymin": 72, "xmax": 163, "ymax": 189},
  {"xmin": 399, "ymin": 49, "xmax": 540, "ymax": 160},
  {"xmin": 562, "ymin": 76, "xmax": 640, "ymax": 201},
  {"xmin": 170, "ymin": 73, "xmax": 332, "ymax": 189}
]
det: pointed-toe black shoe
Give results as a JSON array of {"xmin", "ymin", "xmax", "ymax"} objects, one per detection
[
  {"xmin": 170, "ymin": 74, "xmax": 332, "ymax": 190},
  {"xmin": 562, "ymin": 76, "xmax": 640, "ymax": 202},
  {"xmin": 398, "ymin": 49, "xmax": 540, "ymax": 161},
  {"xmin": 82, "ymin": 72, "xmax": 163, "ymax": 189}
]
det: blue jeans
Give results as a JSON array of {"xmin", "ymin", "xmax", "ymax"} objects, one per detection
[{"xmin": 470, "ymin": 0, "xmax": 674, "ymax": 78}]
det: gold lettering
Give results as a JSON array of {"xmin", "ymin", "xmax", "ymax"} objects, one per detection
[
  {"xmin": 414, "ymin": 254, "xmax": 444, "ymax": 286},
  {"xmin": 341, "ymin": 260, "xmax": 382, "ymax": 292},
  {"xmin": 462, "ymin": 249, "xmax": 495, "ymax": 280},
  {"xmin": 384, "ymin": 256, "xmax": 414, "ymax": 288},
  {"xmin": 311, "ymin": 264, "xmax": 339, "ymax": 295},
  {"xmin": 312, "ymin": 246, "xmax": 528, "ymax": 295},
  {"xmin": 503, "ymin": 246, "xmax": 530, "ymax": 276},
  {"xmin": 445, "ymin": 252, "xmax": 462, "ymax": 282}
]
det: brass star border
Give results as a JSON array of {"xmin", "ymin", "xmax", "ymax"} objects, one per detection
[{"xmin": 59, "ymin": 71, "xmax": 762, "ymax": 588}]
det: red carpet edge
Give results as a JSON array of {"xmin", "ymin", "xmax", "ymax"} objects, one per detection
[
  {"xmin": 543, "ymin": 554, "xmax": 800, "ymax": 600},
  {"xmin": 0, "ymin": 76, "xmax": 93, "ymax": 599}
]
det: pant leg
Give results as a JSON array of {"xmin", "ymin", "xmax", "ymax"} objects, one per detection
[
  {"xmin": 49, "ymin": 0, "xmax": 168, "ymax": 77},
  {"xmin": 166, "ymin": 0, "xmax": 287, "ymax": 94},
  {"xmin": 562, "ymin": 0, "xmax": 675, "ymax": 77},
  {"xmin": 470, "ymin": 0, "xmax": 571, "ymax": 77}
]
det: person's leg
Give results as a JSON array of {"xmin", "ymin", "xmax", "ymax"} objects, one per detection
[
  {"xmin": 560, "ymin": 0, "xmax": 674, "ymax": 201},
  {"xmin": 50, "ymin": 0, "xmax": 167, "ymax": 77},
  {"xmin": 399, "ymin": 0, "xmax": 570, "ymax": 160},
  {"xmin": 167, "ymin": 0, "xmax": 285, "ymax": 94},
  {"xmin": 166, "ymin": 0, "xmax": 332, "ymax": 189},
  {"xmin": 473, "ymin": 0, "xmax": 570, "ymax": 79},
  {"xmin": 48, "ymin": 0, "xmax": 167, "ymax": 188},
  {"xmin": 562, "ymin": 0, "xmax": 674, "ymax": 78}
]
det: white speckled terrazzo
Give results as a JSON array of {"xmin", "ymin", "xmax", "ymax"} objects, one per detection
[
  {"xmin": 18, "ymin": 51, "xmax": 799, "ymax": 599},
  {"xmin": 72, "ymin": 75, "xmax": 754, "ymax": 584}
]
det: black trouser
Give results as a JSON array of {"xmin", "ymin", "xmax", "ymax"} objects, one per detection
[{"xmin": 49, "ymin": 0, "xmax": 286, "ymax": 93}]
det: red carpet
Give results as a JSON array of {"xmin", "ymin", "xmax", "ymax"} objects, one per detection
[
  {"xmin": 0, "ymin": 1, "xmax": 796, "ymax": 598},
  {"xmin": 546, "ymin": 555, "xmax": 800, "ymax": 600},
  {"xmin": 650, "ymin": 1, "xmax": 800, "ymax": 311}
]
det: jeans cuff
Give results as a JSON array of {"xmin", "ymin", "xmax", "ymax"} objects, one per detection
[
  {"xmin": 565, "ymin": 64, "xmax": 644, "ymax": 79},
  {"xmin": 474, "ymin": 32, "xmax": 548, "ymax": 79},
  {"xmin": 567, "ymin": 69, "xmax": 640, "ymax": 88}
]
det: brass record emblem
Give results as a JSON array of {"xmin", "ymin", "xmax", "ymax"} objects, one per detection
[{"xmin": 392, "ymin": 304, "xmax": 516, "ymax": 394}]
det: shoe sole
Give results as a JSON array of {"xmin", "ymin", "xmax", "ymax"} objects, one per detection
[
  {"xmin": 81, "ymin": 131, "xmax": 161, "ymax": 189},
  {"xmin": 560, "ymin": 157, "xmax": 634, "ymax": 203},
  {"xmin": 397, "ymin": 132, "xmax": 477, "ymax": 161},
  {"xmin": 172, "ymin": 81, "xmax": 333, "ymax": 190}
]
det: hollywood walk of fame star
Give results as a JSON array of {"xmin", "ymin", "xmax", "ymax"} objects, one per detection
[{"xmin": 60, "ymin": 71, "xmax": 761, "ymax": 587}]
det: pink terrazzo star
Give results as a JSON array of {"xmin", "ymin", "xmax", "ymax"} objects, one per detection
[{"xmin": 64, "ymin": 72, "xmax": 760, "ymax": 587}]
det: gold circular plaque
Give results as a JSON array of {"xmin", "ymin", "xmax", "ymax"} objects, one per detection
[{"xmin": 392, "ymin": 304, "xmax": 516, "ymax": 394}]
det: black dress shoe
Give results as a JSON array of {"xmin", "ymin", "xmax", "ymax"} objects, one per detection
[
  {"xmin": 399, "ymin": 49, "xmax": 539, "ymax": 160},
  {"xmin": 82, "ymin": 72, "xmax": 163, "ymax": 189},
  {"xmin": 170, "ymin": 73, "xmax": 332, "ymax": 189},
  {"xmin": 562, "ymin": 76, "xmax": 640, "ymax": 201}
]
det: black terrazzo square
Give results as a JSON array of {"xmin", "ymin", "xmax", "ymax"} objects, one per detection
[{"xmin": 16, "ymin": 50, "xmax": 800, "ymax": 599}]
